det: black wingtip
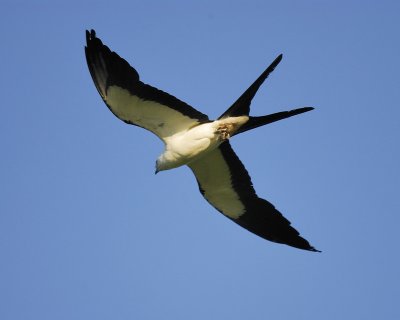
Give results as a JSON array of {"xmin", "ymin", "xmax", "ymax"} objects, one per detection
[
  {"xmin": 303, "ymin": 245, "xmax": 321, "ymax": 253},
  {"xmin": 288, "ymin": 240, "xmax": 321, "ymax": 253},
  {"xmin": 85, "ymin": 29, "xmax": 97, "ymax": 44},
  {"xmin": 287, "ymin": 238, "xmax": 321, "ymax": 253}
]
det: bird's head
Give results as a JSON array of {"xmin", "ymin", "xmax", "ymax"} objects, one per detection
[
  {"xmin": 155, "ymin": 159, "xmax": 161, "ymax": 174},
  {"xmin": 155, "ymin": 156, "xmax": 170, "ymax": 174},
  {"xmin": 155, "ymin": 152, "xmax": 181, "ymax": 174}
]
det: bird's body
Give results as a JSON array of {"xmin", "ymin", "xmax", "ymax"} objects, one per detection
[
  {"xmin": 158, "ymin": 116, "xmax": 249, "ymax": 171},
  {"xmin": 85, "ymin": 29, "xmax": 319, "ymax": 252}
]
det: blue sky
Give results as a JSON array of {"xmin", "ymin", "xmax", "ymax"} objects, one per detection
[{"xmin": 1, "ymin": 1, "xmax": 400, "ymax": 319}]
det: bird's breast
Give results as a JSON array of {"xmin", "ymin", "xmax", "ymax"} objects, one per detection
[
  {"xmin": 167, "ymin": 123, "xmax": 218, "ymax": 158},
  {"xmin": 160, "ymin": 117, "xmax": 248, "ymax": 170}
]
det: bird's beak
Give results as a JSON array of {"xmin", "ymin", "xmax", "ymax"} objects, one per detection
[{"xmin": 155, "ymin": 169, "xmax": 159, "ymax": 175}]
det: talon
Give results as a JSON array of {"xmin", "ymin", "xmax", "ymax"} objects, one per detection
[{"xmin": 216, "ymin": 124, "xmax": 232, "ymax": 141}]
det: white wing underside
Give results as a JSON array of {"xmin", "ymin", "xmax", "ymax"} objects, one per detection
[
  {"xmin": 105, "ymin": 86, "xmax": 205, "ymax": 140},
  {"xmin": 189, "ymin": 145, "xmax": 246, "ymax": 219}
]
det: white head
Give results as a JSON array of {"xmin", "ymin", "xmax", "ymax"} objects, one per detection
[
  {"xmin": 155, "ymin": 150, "xmax": 187, "ymax": 174},
  {"xmin": 155, "ymin": 153, "xmax": 174, "ymax": 174},
  {"xmin": 155, "ymin": 157, "xmax": 166, "ymax": 174}
]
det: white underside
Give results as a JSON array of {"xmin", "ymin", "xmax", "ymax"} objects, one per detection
[
  {"xmin": 188, "ymin": 146, "xmax": 246, "ymax": 219},
  {"xmin": 157, "ymin": 116, "xmax": 249, "ymax": 171}
]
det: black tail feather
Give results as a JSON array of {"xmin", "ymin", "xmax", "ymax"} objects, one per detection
[
  {"xmin": 233, "ymin": 107, "xmax": 314, "ymax": 136},
  {"xmin": 218, "ymin": 54, "xmax": 283, "ymax": 119}
]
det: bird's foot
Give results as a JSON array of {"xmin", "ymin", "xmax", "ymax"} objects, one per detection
[{"xmin": 216, "ymin": 124, "xmax": 234, "ymax": 141}]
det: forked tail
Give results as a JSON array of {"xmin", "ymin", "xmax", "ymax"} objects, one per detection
[
  {"xmin": 233, "ymin": 107, "xmax": 314, "ymax": 136},
  {"xmin": 218, "ymin": 54, "xmax": 314, "ymax": 135}
]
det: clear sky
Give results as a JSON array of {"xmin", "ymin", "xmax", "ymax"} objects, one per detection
[{"xmin": 1, "ymin": 1, "xmax": 399, "ymax": 319}]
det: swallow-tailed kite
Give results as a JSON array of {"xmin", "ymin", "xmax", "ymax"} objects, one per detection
[{"xmin": 85, "ymin": 29, "xmax": 319, "ymax": 252}]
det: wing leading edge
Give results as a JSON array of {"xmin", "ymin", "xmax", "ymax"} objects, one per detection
[
  {"xmin": 85, "ymin": 29, "xmax": 209, "ymax": 140},
  {"xmin": 189, "ymin": 142, "xmax": 319, "ymax": 252}
]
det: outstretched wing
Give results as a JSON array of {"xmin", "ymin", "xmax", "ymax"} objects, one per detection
[
  {"xmin": 188, "ymin": 142, "xmax": 319, "ymax": 252},
  {"xmin": 85, "ymin": 29, "xmax": 209, "ymax": 140}
]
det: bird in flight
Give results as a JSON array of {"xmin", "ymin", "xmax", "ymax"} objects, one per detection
[{"xmin": 85, "ymin": 29, "xmax": 319, "ymax": 252}]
